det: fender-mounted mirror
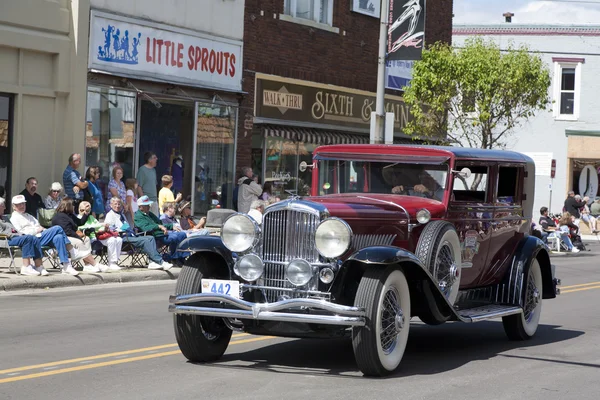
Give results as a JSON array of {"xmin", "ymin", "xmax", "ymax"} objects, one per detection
[{"xmin": 299, "ymin": 161, "xmax": 315, "ymax": 172}]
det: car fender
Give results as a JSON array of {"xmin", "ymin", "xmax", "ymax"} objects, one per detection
[
  {"xmin": 177, "ymin": 235, "xmax": 235, "ymax": 278},
  {"xmin": 343, "ymin": 246, "xmax": 456, "ymax": 318},
  {"xmin": 509, "ymin": 235, "xmax": 556, "ymax": 301}
]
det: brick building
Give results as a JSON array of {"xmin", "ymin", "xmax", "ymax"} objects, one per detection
[{"xmin": 238, "ymin": 0, "xmax": 453, "ymax": 198}]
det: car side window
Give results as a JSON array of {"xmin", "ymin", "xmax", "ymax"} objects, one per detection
[
  {"xmin": 452, "ymin": 165, "xmax": 489, "ymax": 202},
  {"xmin": 496, "ymin": 166, "xmax": 522, "ymax": 205}
]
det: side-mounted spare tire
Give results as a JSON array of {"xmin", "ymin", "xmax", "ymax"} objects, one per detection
[
  {"xmin": 173, "ymin": 253, "xmax": 233, "ymax": 362},
  {"xmin": 415, "ymin": 221, "xmax": 462, "ymax": 305}
]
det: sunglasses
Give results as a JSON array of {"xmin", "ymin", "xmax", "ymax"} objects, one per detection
[{"xmin": 52, "ymin": 190, "xmax": 60, "ymax": 193}]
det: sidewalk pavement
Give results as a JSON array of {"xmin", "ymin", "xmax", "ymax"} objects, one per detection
[{"xmin": 0, "ymin": 257, "xmax": 180, "ymax": 292}]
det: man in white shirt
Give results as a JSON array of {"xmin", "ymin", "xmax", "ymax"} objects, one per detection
[
  {"xmin": 237, "ymin": 166, "xmax": 262, "ymax": 214},
  {"xmin": 104, "ymin": 197, "xmax": 172, "ymax": 270},
  {"xmin": 10, "ymin": 195, "xmax": 85, "ymax": 276}
]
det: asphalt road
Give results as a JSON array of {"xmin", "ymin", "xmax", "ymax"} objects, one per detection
[{"xmin": 1, "ymin": 246, "xmax": 599, "ymax": 400}]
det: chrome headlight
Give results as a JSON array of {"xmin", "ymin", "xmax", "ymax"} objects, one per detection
[
  {"xmin": 315, "ymin": 217, "xmax": 353, "ymax": 259},
  {"xmin": 221, "ymin": 214, "xmax": 259, "ymax": 253},
  {"xmin": 234, "ymin": 254, "xmax": 264, "ymax": 282},
  {"xmin": 416, "ymin": 209, "xmax": 431, "ymax": 224},
  {"xmin": 285, "ymin": 259, "xmax": 313, "ymax": 287}
]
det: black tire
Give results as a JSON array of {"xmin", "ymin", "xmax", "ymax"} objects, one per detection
[
  {"xmin": 173, "ymin": 253, "xmax": 232, "ymax": 362},
  {"xmin": 503, "ymin": 259, "xmax": 543, "ymax": 341},
  {"xmin": 352, "ymin": 266, "xmax": 411, "ymax": 377},
  {"xmin": 415, "ymin": 221, "xmax": 462, "ymax": 305}
]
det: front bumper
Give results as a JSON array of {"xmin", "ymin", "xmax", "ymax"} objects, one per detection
[{"xmin": 168, "ymin": 294, "xmax": 366, "ymax": 327}]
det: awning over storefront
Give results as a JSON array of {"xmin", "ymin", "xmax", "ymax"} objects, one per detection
[{"xmin": 262, "ymin": 125, "xmax": 369, "ymax": 145}]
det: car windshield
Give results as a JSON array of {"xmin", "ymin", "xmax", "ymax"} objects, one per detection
[{"xmin": 317, "ymin": 159, "xmax": 449, "ymax": 201}]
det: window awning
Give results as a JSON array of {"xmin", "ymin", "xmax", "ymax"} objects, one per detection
[{"xmin": 262, "ymin": 125, "xmax": 369, "ymax": 145}]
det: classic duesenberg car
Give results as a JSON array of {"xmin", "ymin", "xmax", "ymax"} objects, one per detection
[{"xmin": 169, "ymin": 145, "xmax": 561, "ymax": 376}]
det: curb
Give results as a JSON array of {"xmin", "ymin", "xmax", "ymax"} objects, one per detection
[{"xmin": 0, "ymin": 268, "xmax": 180, "ymax": 292}]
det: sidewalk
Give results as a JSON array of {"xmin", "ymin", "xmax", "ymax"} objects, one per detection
[{"xmin": 0, "ymin": 257, "xmax": 180, "ymax": 292}]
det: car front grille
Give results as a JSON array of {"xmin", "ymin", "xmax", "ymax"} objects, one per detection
[{"xmin": 260, "ymin": 208, "xmax": 320, "ymax": 302}]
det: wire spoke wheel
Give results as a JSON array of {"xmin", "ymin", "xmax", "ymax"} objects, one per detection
[
  {"xmin": 434, "ymin": 241, "xmax": 458, "ymax": 297},
  {"xmin": 503, "ymin": 258, "xmax": 543, "ymax": 340}
]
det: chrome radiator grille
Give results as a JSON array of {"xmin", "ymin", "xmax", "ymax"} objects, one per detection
[{"xmin": 260, "ymin": 208, "xmax": 320, "ymax": 302}]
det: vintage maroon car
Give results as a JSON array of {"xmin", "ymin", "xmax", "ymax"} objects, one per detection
[{"xmin": 169, "ymin": 144, "xmax": 560, "ymax": 376}]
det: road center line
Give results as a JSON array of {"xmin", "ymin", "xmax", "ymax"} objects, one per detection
[
  {"xmin": 0, "ymin": 336, "xmax": 274, "ymax": 385},
  {"xmin": 561, "ymin": 284, "xmax": 600, "ymax": 294},
  {"xmin": 0, "ymin": 333, "xmax": 248, "ymax": 375},
  {"xmin": 560, "ymin": 281, "xmax": 600, "ymax": 290}
]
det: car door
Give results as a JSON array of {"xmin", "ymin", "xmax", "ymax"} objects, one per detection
[
  {"xmin": 447, "ymin": 162, "xmax": 494, "ymax": 289},
  {"xmin": 479, "ymin": 164, "xmax": 527, "ymax": 286}
]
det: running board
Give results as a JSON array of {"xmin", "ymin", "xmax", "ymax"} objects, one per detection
[{"xmin": 456, "ymin": 305, "xmax": 522, "ymax": 323}]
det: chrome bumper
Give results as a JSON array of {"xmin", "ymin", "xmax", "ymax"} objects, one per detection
[{"xmin": 168, "ymin": 293, "xmax": 366, "ymax": 327}]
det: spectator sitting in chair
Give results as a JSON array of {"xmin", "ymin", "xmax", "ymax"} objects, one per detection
[
  {"xmin": 20, "ymin": 177, "xmax": 46, "ymax": 218},
  {"xmin": 51, "ymin": 198, "xmax": 110, "ymax": 273},
  {"xmin": 0, "ymin": 197, "xmax": 48, "ymax": 276},
  {"xmin": 10, "ymin": 194, "xmax": 86, "ymax": 275},
  {"xmin": 159, "ymin": 202, "xmax": 182, "ymax": 231},
  {"xmin": 539, "ymin": 206, "xmax": 575, "ymax": 252},
  {"xmin": 558, "ymin": 213, "xmax": 580, "ymax": 253},
  {"xmin": 135, "ymin": 195, "xmax": 189, "ymax": 265},
  {"xmin": 44, "ymin": 182, "xmax": 64, "ymax": 210},
  {"xmin": 576, "ymin": 194, "xmax": 598, "ymax": 233},
  {"xmin": 104, "ymin": 197, "xmax": 172, "ymax": 270},
  {"xmin": 178, "ymin": 201, "xmax": 208, "ymax": 232},
  {"xmin": 78, "ymin": 201, "xmax": 122, "ymax": 271},
  {"xmin": 563, "ymin": 191, "xmax": 588, "ymax": 226}
]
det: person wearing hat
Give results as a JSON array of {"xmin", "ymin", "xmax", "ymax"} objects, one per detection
[
  {"xmin": 104, "ymin": 196, "xmax": 172, "ymax": 270},
  {"xmin": 178, "ymin": 201, "xmax": 207, "ymax": 231},
  {"xmin": 20, "ymin": 177, "xmax": 46, "ymax": 218},
  {"xmin": 0, "ymin": 197, "xmax": 48, "ymax": 276},
  {"xmin": 134, "ymin": 195, "xmax": 189, "ymax": 265},
  {"xmin": 44, "ymin": 182, "xmax": 64, "ymax": 210},
  {"xmin": 10, "ymin": 194, "xmax": 85, "ymax": 276}
]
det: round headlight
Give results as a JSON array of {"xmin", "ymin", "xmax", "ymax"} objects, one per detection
[
  {"xmin": 235, "ymin": 254, "xmax": 264, "ymax": 282},
  {"xmin": 315, "ymin": 218, "xmax": 352, "ymax": 258},
  {"xmin": 285, "ymin": 259, "xmax": 313, "ymax": 287},
  {"xmin": 221, "ymin": 214, "xmax": 259, "ymax": 252},
  {"xmin": 416, "ymin": 209, "xmax": 431, "ymax": 224}
]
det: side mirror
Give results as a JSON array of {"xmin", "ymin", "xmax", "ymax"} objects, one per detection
[
  {"xmin": 299, "ymin": 161, "xmax": 315, "ymax": 172},
  {"xmin": 452, "ymin": 167, "xmax": 472, "ymax": 179}
]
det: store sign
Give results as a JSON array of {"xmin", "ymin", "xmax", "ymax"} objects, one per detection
[
  {"xmin": 255, "ymin": 75, "xmax": 415, "ymax": 131},
  {"xmin": 89, "ymin": 10, "xmax": 242, "ymax": 92}
]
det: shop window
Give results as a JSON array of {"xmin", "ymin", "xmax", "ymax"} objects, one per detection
[
  {"xmin": 452, "ymin": 165, "xmax": 488, "ymax": 203},
  {"xmin": 85, "ymin": 86, "xmax": 137, "ymax": 202},
  {"xmin": 195, "ymin": 103, "xmax": 236, "ymax": 214},
  {"xmin": 553, "ymin": 61, "xmax": 582, "ymax": 120},
  {"xmin": 496, "ymin": 166, "xmax": 521, "ymax": 204},
  {"xmin": 263, "ymin": 136, "xmax": 316, "ymax": 199},
  {"xmin": 0, "ymin": 94, "xmax": 12, "ymax": 199},
  {"xmin": 283, "ymin": 0, "xmax": 333, "ymax": 26}
]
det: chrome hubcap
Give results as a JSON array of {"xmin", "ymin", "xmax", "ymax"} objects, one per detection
[
  {"xmin": 435, "ymin": 242, "xmax": 458, "ymax": 296},
  {"xmin": 381, "ymin": 287, "xmax": 403, "ymax": 355}
]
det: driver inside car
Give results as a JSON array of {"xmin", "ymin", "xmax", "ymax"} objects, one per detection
[{"xmin": 392, "ymin": 171, "xmax": 444, "ymax": 201}]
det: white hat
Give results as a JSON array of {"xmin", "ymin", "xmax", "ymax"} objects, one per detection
[
  {"xmin": 12, "ymin": 194, "xmax": 27, "ymax": 204},
  {"xmin": 51, "ymin": 182, "xmax": 63, "ymax": 191}
]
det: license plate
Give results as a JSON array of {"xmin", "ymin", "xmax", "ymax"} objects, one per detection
[{"xmin": 201, "ymin": 279, "xmax": 240, "ymax": 299}]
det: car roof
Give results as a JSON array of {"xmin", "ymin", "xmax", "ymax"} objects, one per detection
[{"xmin": 314, "ymin": 144, "xmax": 534, "ymax": 164}]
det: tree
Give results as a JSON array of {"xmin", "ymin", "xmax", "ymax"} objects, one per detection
[{"xmin": 403, "ymin": 37, "xmax": 551, "ymax": 149}]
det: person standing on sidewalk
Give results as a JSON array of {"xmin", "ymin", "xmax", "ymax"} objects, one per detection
[
  {"xmin": 237, "ymin": 166, "xmax": 262, "ymax": 214},
  {"xmin": 63, "ymin": 153, "xmax": 88, "ymax": 210},
  {"xmin": 0, "ymin": 197, "xmax": 48, "ymax": 276},
  {"xmin": 563, "ymin": 191, "xmax": 588, "ymax": 226},
  {"xmin": 137, "ymin": 152, "xmax": 159, "ymax": 216},
  {"xmin": 10, "ymin": 195, "xmax": 86, "ymax": 275}
]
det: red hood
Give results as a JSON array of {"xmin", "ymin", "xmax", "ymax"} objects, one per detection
[{"xmin": 305, "ymin": 194, "xmax": 447, "ymax": 221}]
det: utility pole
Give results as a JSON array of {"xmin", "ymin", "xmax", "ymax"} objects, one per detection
[{"xmin": 370, "ymin": 0, "xmax": 390, "ymax": 144}]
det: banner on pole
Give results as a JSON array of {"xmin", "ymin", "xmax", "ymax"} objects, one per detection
[
  {"xmin": 385, "ymin": 59, "xmax": 415, "ymax": 90},
  {"xmin": 387, "ymin": 0, "xmax": 426, "ymax": 61}
]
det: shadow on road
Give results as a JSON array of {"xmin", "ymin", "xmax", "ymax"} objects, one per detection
[{"xmin": 199, "ymin": 321, "xmax": 585, "ymax": 379}]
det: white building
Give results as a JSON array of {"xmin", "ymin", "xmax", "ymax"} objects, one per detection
[{"xmin": 453, "ymin": 24, "xmax": 600, "ymax": 221}]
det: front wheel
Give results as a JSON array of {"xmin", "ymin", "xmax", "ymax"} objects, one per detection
[
  {"xmin": 502, "ymin": 258, "xmax": 543, "ymax": 340},
  {"xmin": 352, "ymin": 266, "xmax": 411, "ymax": 376},
  {"xmin": 173, "ymin": 254, "xmax": 232, "ymax": 362}
]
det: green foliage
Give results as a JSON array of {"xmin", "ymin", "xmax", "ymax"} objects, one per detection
[{"xmin": 403, "ymin": 38, "xmax": 551, "ymax": 149}]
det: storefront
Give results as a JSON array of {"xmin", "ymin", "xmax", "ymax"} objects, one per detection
[
  {"xmin": 249, "ymin": 74, "xmax": 417, "ymax": 199},
  {"xmin": 566, "ymin": 130, "xmax": 600, "ymax": 201},
  {"xmin": 85, "ymin": 10, "xmax": 242, "ymax": 214}
]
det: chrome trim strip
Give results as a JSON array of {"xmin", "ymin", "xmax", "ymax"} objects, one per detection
[
  {"xmin": 239, "ymin": 284, "xmax": 331, "ymax": 297},
  {"xmin": 459, "ymin": 306, "xmax": 522, "ymax": 322},
  {"xmin": 169, "ymin": 304, "xmax": 365, "ymax": 327}
]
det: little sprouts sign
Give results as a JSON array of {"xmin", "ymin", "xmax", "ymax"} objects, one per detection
[{"xmin": 88, "ymin": 10, "xmax": 243, "ymax": 92}]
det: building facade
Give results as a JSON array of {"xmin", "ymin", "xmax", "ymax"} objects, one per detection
[
  {"xmin": 240, "ymin": 0, "xmax": 454, "ymax": 198},
  {"xmin": 454, "ymin": 24, "xmax": 600, "ymax": 218},
  {"xmin": 1, "ymin": 0, "xmax": 245, "ymax": 214}
]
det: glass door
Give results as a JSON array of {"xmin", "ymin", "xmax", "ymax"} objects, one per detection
[{"xmin": 0, "ymin": 94, "xmax": 13, "ymax": 200}]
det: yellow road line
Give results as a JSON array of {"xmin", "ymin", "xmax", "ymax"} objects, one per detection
[
  {"xmin": 0, "ymin": 333, "xmax": 248, "ymax": 375},
  {"xmin": 561, "ymin": 284, "xmax": 600, "ymax": 294},
  {"xmin": 0, "ymin": 336, "xmax": 273, "ymax": 385},
  {"xmin": 560, "ymin": 281, "xmax": 600, "ymax": 290}
]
